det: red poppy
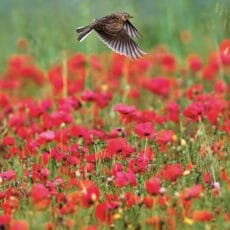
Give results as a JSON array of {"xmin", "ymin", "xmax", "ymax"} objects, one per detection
[
  {"xmin": 143, "ymin": 77, "xmax": 171, "ymax": 97},
  {"xmin": 28, "ymin": 101, "xmax": 45, "ymax": 118},
  {"xmin": 0, "ymin": 215, "xmax": 11, "ymax": 226},
  {"xmin": 126, "ymin": 170, "xmax": 137, "ymax": 186},
  {"xmin": 145, "ymin": 177, "xmax": 161, "ymax": 195},
  {"xmin": 39, "ymin": 130, "xmax": 55, "ymax": 142},
  {"xmin": 160, "ymin": 164, "xmax": 183, "ymax": 182},
  {"xmin": 7, "ymin": 54, "xmax": 44, "ymax": 85},
  {"xmin": 44, "ymin": 222, "xmax": 56, "ymax": 230},
  {"xmin": 134, "ymin": 122, "xmax": 154, "ymax": 138},
  {"xmin": 222, "ymin": 119, "xmax": 230, "ymax": 134},
  {"xmin": 202, "ymin": 64, "xmax": 218, "ymax": 80},
  {"xmin": 160, "ymin": 53, "xmax": 176, "ymax": 72},
  {"xmin": 48, "ymin": 65, "xmax": 63, "ymax": 93},
  {"xmin": 145, "ymin": 216, "xmax": 162, "ymax": 228},
  {"xmin": 94, "ymin": 92, "xmax": 112, "ymax": 108},
  {"xmin": 114, "ymin": 170, "xmax": 136, "ymax": 187},
  {"xmin": 219, "ymin": 39, "xmax": 230, "ymax": 65},
  {"xmin": 30, "ymin": 183, "xmax": 49, "ymax": 203},
  {"xmin": 2, "ymin": 197, "xmax": 19, "ymax": 215},
  {"xmin": 0, "ymin": 170, "xmax": 16, "ymax": 182},
  {"xmin": 95, "ymin": 201, "xmax": 119, "ymax": 224},
  {"xmin": 142, "ymin": 196, "xmax": 154, "ymax": 208},
  {"xmin": 114, "ymin": 171, "xmax": 127, "ymax": 187},
  {"xmin": 185, "ymin": 84, "xmax": 203, "ymax": 100},
  {"xmin": 181, "ymin": 184, "xmax": 203, "ymax": 200},
  {"xmin": 81, "ymin": 89, "xmax": 96, "ymax": 102},
  {"xmin": 67, "ymin": 53, "xmax": 86, "ymax": 70},
  {"xmin": 183, "ymin": 102, "xmax": 204, "ymax": 121},
  {"xmin": 0, "ymin": 93, "xmax": 9, "ymax": 107},
  {"xmin": 108, "ymin": 128, "xmax": 125, "ymax": 139},
  {"xmin": 77, "ymin": 180, "xmax": 100, "ymax": 207},
  {"xmin": 124, "ymin": 192, "xmax": 139, "ymax": 207},
  {"xmin": 214, "ymin": 80, "xmax": 227, "ymax": 94},
  {"xmin": 165, "ymin": 101, "xmax": 180, "ymax": 123},
  {"xmin": 139, "ymin": 110, "xmax": 157, "ymax": 123},
  {"xmin": 42, "ymin": 110, "xmax": 72, "ymax": 128},
  {"xmin": 2, "ymin": 136, "xmax": 15, "ymax": 146},
  {"xmin": 128, "ymin": 156, "xmax": 149, "ymax": 173},
  {"xmin": 139, "ymin": 148, "xmax": 154, "ymax": 161},
  {"xmin": 110, "ymin": 163, "xmax": 123, "ymax": 176},
  {"xmin": 187, "ymin": 54, "xmax": 202, "ymax": 72},
  {"xmin": 84, "ymin": 226, "xmax": 98, "ymax": 230},
  {"xmin": 192, "ymin": 210, "xmax": 213, "ymax": 222},
  {"xmin": 202, "ymin": 172, "xmax": 212, "ymax": 185},
  {"xmin": 114, "ymin": 103, "xmax": 136, "ymax": 115},
  {"xmin": 57, "ymin": 96, "xmax": 81, "ymax": 111},
  {"xmin": 10, "ymin": 220, "xmax": 29, "ymax": 230},
  {"xmin": 128, "ymin": 88, "xmax": 140, "ymax": 99},
  {"xmin": 155, "ymin": 130, "xmax": 175, "ymax": 146},
  {"xmin": 109, "ymin": 53, "xmax": 125, "ymax": 78},
  {"xmin": 69, "ymin": 125, "xmax": 91, "ymax": 143},
  {"xmin": 205, "ymin": 100, "xmax": 225, "ymax": 125},
  {"xmin": 106, "ymin": 138, "xmax": 134, "ymax": 157},
  {"xmin": 90, "ymin": 55, "xmax": 102, "ymax": 70}
]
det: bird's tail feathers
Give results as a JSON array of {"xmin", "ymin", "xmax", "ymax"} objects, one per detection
[{"xmin": 76, "ymin": 26, "xmax": 93, "ymax": 42}]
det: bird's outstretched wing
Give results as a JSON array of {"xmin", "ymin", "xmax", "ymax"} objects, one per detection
[
  {"xmin": 95, "ymin": 28, "xmax": 145, "ymax": 59},
  {"xmin": 123, "ymin": 20, "xmax": 140, "ymax": 38}
]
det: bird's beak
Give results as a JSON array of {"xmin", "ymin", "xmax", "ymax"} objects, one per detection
[{"xmin": 128, "ymin": 15, "xmax": 134, "ymax": 19}]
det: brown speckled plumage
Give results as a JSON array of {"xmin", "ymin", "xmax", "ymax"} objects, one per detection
[{"xmin": 76, "ymin": 12, "xmax": 146, "ymax": 59}]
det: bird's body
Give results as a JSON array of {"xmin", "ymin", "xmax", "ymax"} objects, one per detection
[
  {"xmin": 76, "ymin": 12, "xmax": 146, "ymax": 59},
  {"xmin": 96, "ymin": 15, "xmax": 124, "ymax": 32}
]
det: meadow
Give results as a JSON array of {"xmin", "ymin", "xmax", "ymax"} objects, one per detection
[{"xmin": 0, "ymin": 0, "xmax": 230, "ymax": 229}]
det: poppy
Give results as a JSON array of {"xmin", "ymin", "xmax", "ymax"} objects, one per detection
[
  {"xmin": 134, "ymin": 122, "xmax": 154, "ymax": 138},
  {"xmin": 192, "ymin": 210, "xmax": 213, "ymax": 222},
  {"xmin": 145, "ymin": 177, "xmax": 161, "ymax": 195}
]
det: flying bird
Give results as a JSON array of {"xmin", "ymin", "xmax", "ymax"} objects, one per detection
[{"xmin": 76, "ymin": 12, "xmax": 146, "ymax": 59}]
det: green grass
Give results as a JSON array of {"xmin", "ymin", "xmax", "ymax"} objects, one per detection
[{"xmin": 0, "ymin": 0, "xmax": 229, "ymax": 70}]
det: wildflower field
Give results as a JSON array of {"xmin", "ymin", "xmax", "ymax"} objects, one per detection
[{"xmin": 0, "ymin": 0, "xmax": 230, "ymax": 229}]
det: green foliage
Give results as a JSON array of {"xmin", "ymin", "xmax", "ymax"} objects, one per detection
[{"xmin": 0, "ymin": 0, "xmax": 229, "ymax": 69}]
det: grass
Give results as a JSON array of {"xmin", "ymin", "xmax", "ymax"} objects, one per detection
[{"xmin": 0, "ymin": 0, "xmax": 229, "ymax": 69}]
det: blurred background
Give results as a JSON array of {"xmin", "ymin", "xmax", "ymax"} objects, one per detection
[{"xmin": 0, "ymin": 0, "xmax": 229, "ymax": 69}]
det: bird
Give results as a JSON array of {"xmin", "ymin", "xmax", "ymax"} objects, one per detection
[{"xmin": 76, "ymin": 12, "xmax": 146, "ymax": 59}]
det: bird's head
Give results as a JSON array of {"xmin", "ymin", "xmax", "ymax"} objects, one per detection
[{"xmin": 119, "ymin": 12, "xmax": 134, "ymax": 21}]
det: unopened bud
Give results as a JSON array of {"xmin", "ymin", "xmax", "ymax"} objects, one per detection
[
  {"xmin": 91, "ymin": 193, "xmax": 97, "ymax": 202},
  {"xmin": 181, "ymin": 138, "xmax": 187, "ymax": 146}
]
